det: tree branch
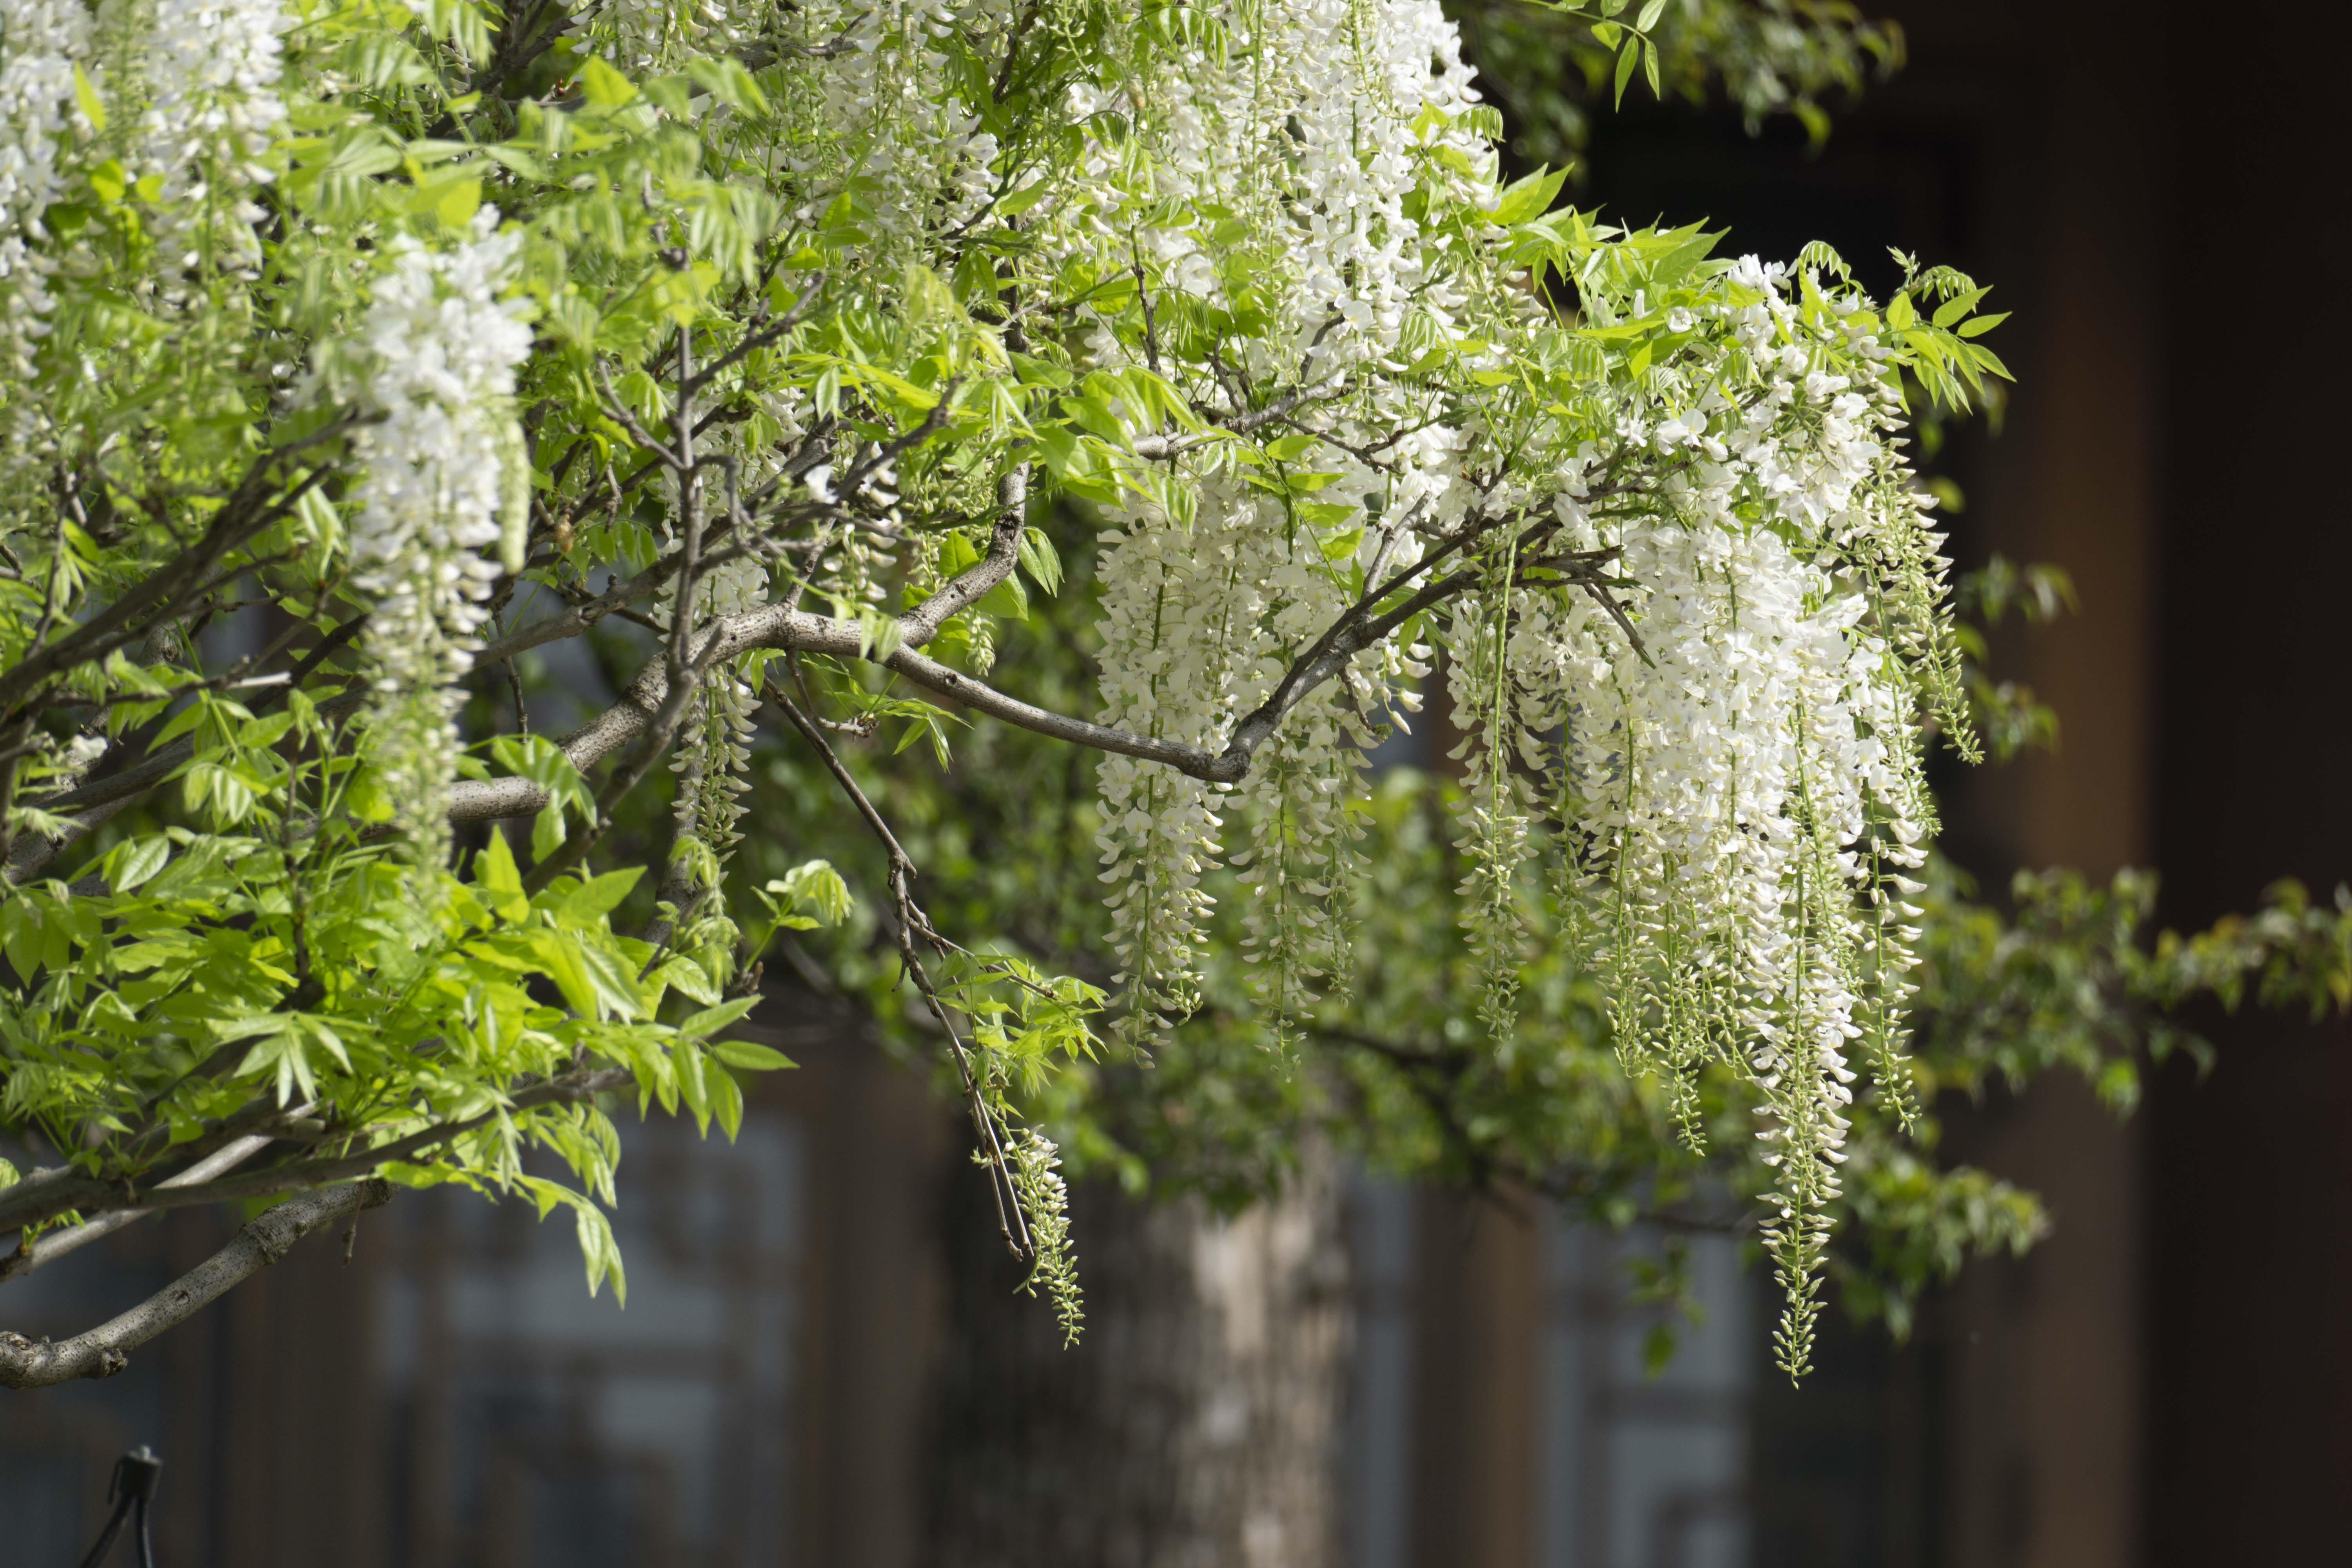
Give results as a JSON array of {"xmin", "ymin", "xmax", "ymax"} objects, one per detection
[
  {"xmin": 0, "ymin": 1179, "xmax": 390, "ymax": 1388},
  {"xmin": 871, "ymin": 644, "xmax": 1221, "ymax": 774},
  {"xmin": 5, "ymin": 612, "xmax": 371, "ymax": 886},
  {"xmin": 0, "ymin": 1069, "xmax": 630, "ymax": 1237},
  {"xmin": 1131, "ymin": 375, "xmax": 1352, "ymax": 461},
  {"xmin": 0, "ymin": 1127, "xmax": 286, "ymax": 1283},
  {"xmin": 895, "ymin": 461, "xmax": 1026, "ymax": 646},
  {"xmin": 441, "ymin": 495, "xmax": 1521, "ymax": 821},
  {"xmin": 0, "ymin": 419, "xmax": 368, "ymax": 717}
]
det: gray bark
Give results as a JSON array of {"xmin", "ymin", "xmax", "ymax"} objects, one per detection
[
  {"xmin": 0, "ymin": 1177, "xmax": 389, "ymax": 1388},
  {"xmin": 926, "ymin": 1143, "xmax": 1351, "ymax": 1568}
]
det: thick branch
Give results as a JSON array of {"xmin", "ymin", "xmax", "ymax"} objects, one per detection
[
  {"xmin": 873, "ymin": 646, "xmax": 1220, "ymax": 775},
  {"xmin": 0, "ymin": 1180, "xmax": 389, "ymax": 1388},
  {"xmin": 473, "ymin": 551, "xmax": 690, "ymax": 671},
  {"xmin": 896, "ymin": 463, "xmax": 1027, "ymax": 646},
  {"xmin": 445, "ymin": 599, "xmax": 873, "ymax": 822},
  {"xmin": 0, "ymin": 1069, "xmax": 628, "ymax": 1236},
  {"xmin": 0, "ymin": 1130, "xmax": 283, "ymax": 1283},
  {"xmin": 444, "ymin": 512, "xmax": 1491, "ymax": 820}
]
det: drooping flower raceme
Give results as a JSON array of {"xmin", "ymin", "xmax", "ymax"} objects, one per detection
[
  {"xmin": 340, "ymin": 214, "xmax": 532, "ymax": 866},
  {"xmin": 1050, "ymin": 0, "xmax": 1973, "ymax": 1373},
  {"xmin": 764, "ymin": 0, "xmax": 1004, "ymax": 252},
  {"xmin": 136, "ymin": 0, "xmax": 286, "ymax": 179},
  {"xmin": 0, "ymin": 0, "xmax": 88, "ymax": 383},
  {"xmin": 126, "ymin": 0, "xmax": 289, "ymax": 265},
  {"xmin": 1082, "ymin": 0, "xmax": 1483, "ymax": 1049},
  {"xmin": 670, "ymin": 554, "xmax": 769, "ymax": 883}
]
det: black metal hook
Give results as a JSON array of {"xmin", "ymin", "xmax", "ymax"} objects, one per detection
[{"xmin": 73, "ymin": 1446, "xmax": 162, "ymax": 1568}]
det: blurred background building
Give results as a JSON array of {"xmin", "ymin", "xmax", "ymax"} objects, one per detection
[{"xmin": 6, "ymin": 0, "xmax": 2349, "ymax": 1561}]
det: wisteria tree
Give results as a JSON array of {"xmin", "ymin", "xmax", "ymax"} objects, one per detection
[{"xmin": 0, "ymin": 0, "xmax": 2328, "ymax": 1401}]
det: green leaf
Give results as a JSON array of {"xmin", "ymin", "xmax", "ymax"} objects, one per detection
[
  {"xmin": 938, "ymin": 530, "xmax": 982, "ymax": 575},
  {"xmin": 561, "ymin": 867, "xmax": 644, "ymax": 922},
  {"xmin": 1613, "ymin": 39, "xmax": 1639, "ymax": 107},
  {"xmin": 1932, "ymin": 286, "xmax": 1991, "ymax": 330},
  {"xmin": 531, "ymin": 804, "xmax": 567, "ymax": 862},
  {"xmin": 710, "ymin": 1038, "xmax": 795, "ymax": 1071},
  {"xmin": 680, "ymin": 997, "xmax": 762, "ymax": 1038},
  {"xmin": 856, "ymin": 607, "xmax": 906, "ymax": 664},
  {"xmin": 1019, "ymin": 527, "xmax": 1063, "ymax": 596},
  {"xmin": 241, "ymin": 711, "xmax": 296, "ymax": 749},
  {"xmin": 642, "ymin": 73, "xmax": 691, "ymax": 117},
  {"xmin": 997, "ymin": 182, "xmax": 1051, "ymax": 217},
  {"xmin": 72, "ymin": 63, "xmax": 105, "ymax": 134},
  {"xmin": 474, "ymin": 831, "xmax": 529, "ymax": 922},
  {"xmin": 1488, "ymin": 165, "xmax": 1568, "ymax": 228},
  {"xmin": 431, "ymin": 176, "xmax": 481, "ymax": 229},
  {"xmin": 529, "ymin": 931, "xmax": 603, "ymax": 1018},
  {"xmin": 1967, "ymin": 343, "xmax": 2014, "ymax": 380},
  {"xmin": 579, "ymin": 55, "xmax": 636, "ymax": 107},
  {"xmin": 1642, "ymin": 1321, "xmax": 1678, "ymax": 1376},
  {"xmin": 572, "ymin": 1198, "xmax": 626, "ymax": 1303},
  {"xmin": 1319, "ymin": 525, "xmax": 1366, "ymax": 562},
  {"xmin": 675, "ymin": 1038, "xmax": 711, "ymax": 1129},
  {"xmin": 106, "ymin": 835, "xmax": 171, "ymax": 893},
  {"xmin": 684, "ymin": 54, "xmax": 769, "ymax": 114},
  {"xmin": 709, "ymin": 1059, "xmax": 744, "ymax": 1141},
  {"xmin": 977, "ymin": 568, "xmax": 1029, "ymax": 620},
  {"xmin": 763, "ymin": 861, "xmax": 852, "ymax": 927},
  {"xmin": 655, "ymin": 955, "xmax": 723, "ymax": 1005},
  {"xmin": 861, "ymin": 364, "xmax": 941, "ymax": 412}
]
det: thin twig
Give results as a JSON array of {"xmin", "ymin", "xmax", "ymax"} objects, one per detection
[{"xmin": 764, "ymin": 681, "xmax": 1031, "ymax": 1256}]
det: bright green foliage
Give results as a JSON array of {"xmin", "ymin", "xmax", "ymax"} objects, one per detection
[
  {"xmin": 0, "ymin": 682, "xmax": 802, "ymax": 1300},
  {"xmin": 0, "ymin": 0, "xmax": 2312, "ymax": 1391}
]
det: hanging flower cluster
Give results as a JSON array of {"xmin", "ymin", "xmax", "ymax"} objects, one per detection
[
  {"xmin": 1525, "ymin": 283, "xmax": 1955, "ymax": 1370},
  {"xmin": 0, "ymin": 0, "xmax": 87, "ymax": 383},
  {"xmin": 591, "ymin": 0, "xmax": 738, "ymax": 72},
  {"xmin": 338, "ymin": 213, "xmax": 532, "ymax": 864},
  {"xmin": 669, "ymin": 554, "xmax": 769, "ymax": 884},
  {"xmin": 1050, "ymin": 0, "xmax": 1976, "ymax": 1372},
  {"xmin": 1079, "ymin": 0, "xmax": 1484, "ymax": 1049},
  {"xmin": 765, "ymin": 0, "xmax": 1003, "ymax": 251},
  {"xmin": 1011, "ymin": 1129, "xmax": 1082, "ymax": 1345},
  {"xmin": 1094, "ymin": 476, "xmax": 1391, "ymax": 1054},
  {"xmin": 134, "ymin": 0, "xmax": 288, "ymax": 235}
]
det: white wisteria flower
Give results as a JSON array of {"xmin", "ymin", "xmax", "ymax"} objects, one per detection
[{"xmin": 337, "ymin": 212, "xmax": 532, "ymax": 864}]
